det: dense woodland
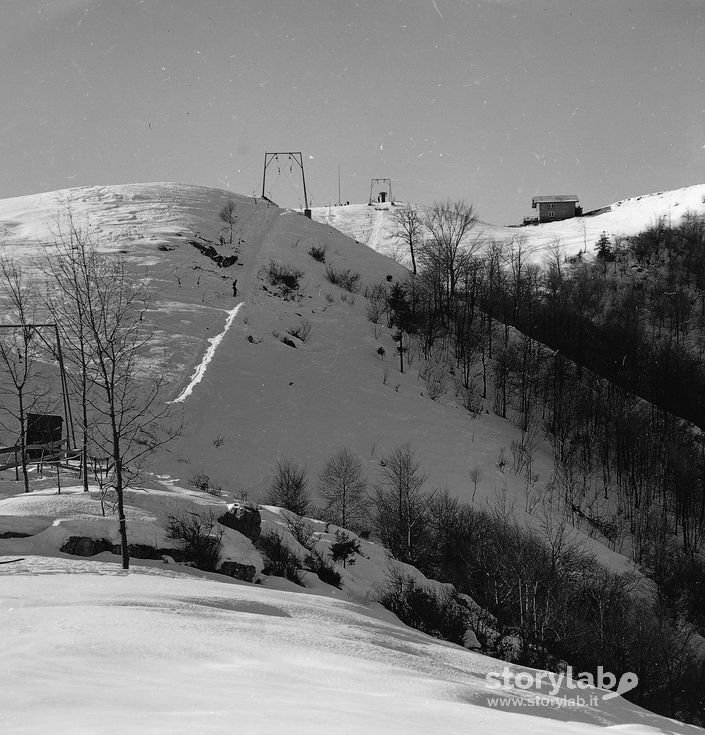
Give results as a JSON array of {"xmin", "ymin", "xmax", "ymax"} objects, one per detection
[
  {"xmin": 387, "ymin": 206, "xmax": 705, "ymax": 561},
  {"xmin": 374, "ymin": 203, "xmax": 705, "ymax": 723}
]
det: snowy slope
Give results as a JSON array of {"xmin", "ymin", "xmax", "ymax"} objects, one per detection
[
  {"xmin": 1, "ymin": 182, "xmax": 704, "ymax": 733},
  {"xmin": 4, "ymin": 555, "xmax": 698, "ymax": 735},
  {"xmin": 0, "ymin": 182, "xmax": 640, "ymax": 571},
  {"xmin": 0, "ymin": 183, "xmax": 533, "ymax": 505},
  {"xmin": 0, "ymin": 182, "xmax": 252, "ymax": 258},
  {"xmin": 311, "ymin": 184, "xmax": 705, "ymax": 264},
  {"xmin": 3, "ymin": 554, "xmax": 701, "ymax": 735}
]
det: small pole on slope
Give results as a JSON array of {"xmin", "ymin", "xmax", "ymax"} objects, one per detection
[{"xmin": 261, "ymin": 152, "xmax": 269, "ymax": 198}]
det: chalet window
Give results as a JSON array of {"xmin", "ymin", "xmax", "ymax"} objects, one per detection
[{"xmin": 548, "ymin": 203, "xmax": 555, "ymax": 209}]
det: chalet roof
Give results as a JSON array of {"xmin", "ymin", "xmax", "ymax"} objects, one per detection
[{"xmin": 531, "ymin": 194, "xmax": 579, "ymax": 206}]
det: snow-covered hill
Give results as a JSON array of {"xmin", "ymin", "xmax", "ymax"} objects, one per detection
[
  {"xmin": 0, "ymin": 183, "xmax": 550, "ymax": 516},
  {"xmin": 1, "ymin": 182, "xmax": 703, "ymax": 733},
  {"xmin": 311, "ymin": 184, "xmax": 705, "ymax": 264},
  {"xmin": 0, "ymin": 182, "xmax": 643, "ymax": 565}
]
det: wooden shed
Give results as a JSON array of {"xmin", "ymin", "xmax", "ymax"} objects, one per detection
[{"xmin": 531, "ymin": 195, "xmax": 581, "ymax": 222}]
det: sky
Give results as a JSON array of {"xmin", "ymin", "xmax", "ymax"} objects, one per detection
[{"xmin": 1, "ymin": 0, "xmax": 704, "ymax": 225}]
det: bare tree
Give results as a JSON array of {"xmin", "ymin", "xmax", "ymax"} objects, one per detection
[
  {"xmin": 52, "ymin": 235, "xmax": 173, "ymax": 569},
  {"xmin": 43, "ymin": 216, "xmax": 95, "ymax": 493},
  {"xmin": 0, "ymin": 258, "xmax": 51, "ymax": 493},
  {"xmin": 420, "ymin": 199, "xmax": 480, "ymax": 313},
  {"xmin": 266, "ymin": 458, "xmax": 311, "ymax": 516},
  {"xmin": 318, "ymin": 448, "xmax": 367, "ymax": 530},
  {"xmin": 389, "ymin": 204, "xmax": 422, "ymax": 275},
  {"xmin": 219, "ymin": 199, "xmax": 237, "ymax": 244},
  {"xmin": 373, "ymin": 444, "xmax": 431, "ymax": 563}
]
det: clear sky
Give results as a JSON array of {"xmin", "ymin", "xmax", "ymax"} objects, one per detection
[{"xmin": 1, "ymin": 0, "xmax": 704, "ymax": 224}]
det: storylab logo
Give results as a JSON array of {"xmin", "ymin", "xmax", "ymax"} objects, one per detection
[{"xmin": 485, "ymin": 666, "xmax": 638, "ymax": 707}]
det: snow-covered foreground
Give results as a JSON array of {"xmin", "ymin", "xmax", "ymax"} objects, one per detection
[
  {"xmin": 0, "ymin": 481, "xmax": 697, "ymax": 734},
  {"xmin": 0, "ymin": 483, "xmax": 699, "ymax": 735},
  {"xmin": 2, "ymin": 556, "xmax": 699, "ymax": 735}
]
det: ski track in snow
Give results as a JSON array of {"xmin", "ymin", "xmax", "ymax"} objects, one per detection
[
  {"xmin": 169, "ymin": 302, "xmax": 243, "ymax": 404},
  {"xmin": 367, "ymin": 207, "xmax": 385, "ymax": 247}
]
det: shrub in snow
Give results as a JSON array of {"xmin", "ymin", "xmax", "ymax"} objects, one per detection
[
  {"xmin": 257, "ymin": 530, "xmax": 303, "ymax": 585},
  {"xmin": 378, "ymin": 569, "xmax": 469, "ymax": 645},
  {"xmin": 364, "ymin": 282, "xmax": 388, "ymax": 324},
  {"xmin": 280, "ymin": 514, "xmax": 345, "ymax": 586},
  {"xmin": 419, "ymin": 361, "xmax": 449, "ymax": 401},
  {"xmin": 266, "ymin": 260, "xmax": 303, "ymax": 297},
  {"xmin": 329, "ymin": 530, "xmax": 361, "ymax": 568},
  {"xmin": 287, "ymin": 319, "xmax": 311, "ymax": 343},
  {"xmin": 325, "ymin": 265, "xmax": 361, "ymax": 293},
  {"xmin": 305, "ymin": 549, "xmax": 342, "ymax": 588},
  {"xmin": 308, "ymin": 244, "xmax": 326, "ymax": 262},
  {"xmin": 459, "ymin": 378, "xmax": 483, "ymax": 417},
  {"xmin": 166, "ymin": 511, "xmax": 223, "ymax": 572}
]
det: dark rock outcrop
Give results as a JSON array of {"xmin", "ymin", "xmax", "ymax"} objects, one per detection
[
  {"xmin": 60, "ymin": 536, "xmax": 114, "ymax": 557},
  {"xmin": 218, "ymin": 505, "xmax": 261, "ymax": 543},
  {"xmin": 189, "ymin": 240, "xmax": 238, "ymax": 268},
  {"xmin": 60, "ymin": 536, "xmax": 184, "ymax": 560},
  {"xmin": 219, "ymin": 561, "xmax": 257, "ymax": 582}
]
